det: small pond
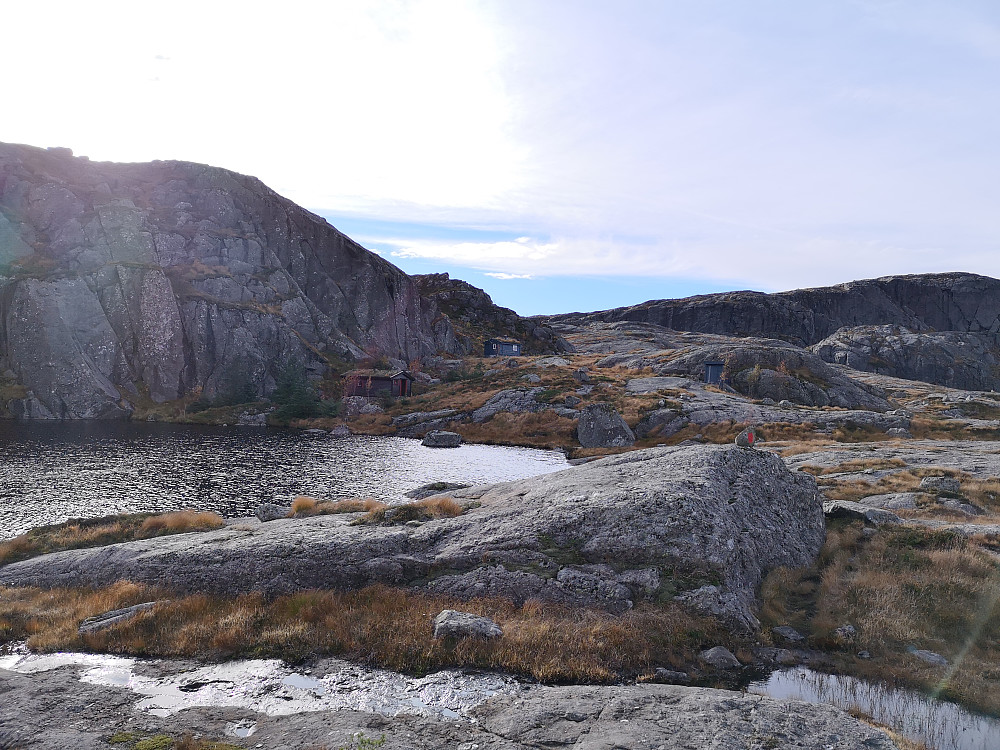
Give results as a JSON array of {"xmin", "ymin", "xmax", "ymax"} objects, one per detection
[
  {"xmin": 750, "ymin": 666, "xmax": 1000, "ymax": 750},
  {"xmin": 0, "ymin": 421, "xmax": 567, "ymax": 539}
]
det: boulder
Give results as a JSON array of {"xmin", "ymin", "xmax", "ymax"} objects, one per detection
[
  {"xmin": 823, "ymin": 500, "xmax": 902, "ymax": 526},
  {"xmin": 255, "ymin": 503, "xmax": 292, "ymax": 522},
  {"xmin": 421, "ymin": 431, "xmax": 463, "ymax": 448},
  {"xmin": 859, "ymin": 492, "xmax": 922, "ymax": 510},
  {"xmin": 633, "ymin": 408, "xmax": 686, "ymax": 439},
  {"xmin": 471, "ymin": 388, "xmax": 545, "ymax": 423},
  {"xmin": 919, "ymin": 476, "xmax": 961, "ymax": 494},
  {"xmin": 699, "ymin": 646, "xmax": 741, "ymax": 670},
  {"xmin": 432, "ymin": 610, "xmax": 502, "ymax": 639},
  {"xmin": 405, "ymin": 482, "xmax": 471, "ymax": 500},
  {"xmin": 625, "ymin": 376, "xmax": 692, "ymax": 394},
  {"xmin": 577, "ymin": 402, "xmax": 635, "ymax": 448},
  {"xmin": 342, "ymin": 397, "xmax": 384, "ymax": 418},
  {"xmin": 734, "ymin": 426, "xmax": 757, "ymax": 448},
  {"xmin": 909, "ymin": 647, "xmax": 948, "ymax": 667}
]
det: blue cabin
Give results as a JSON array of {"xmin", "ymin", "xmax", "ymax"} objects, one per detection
[
  {"xmin": 704, "ymin": 361, "xmax": 725, "ymax": 385},
  {"xmin": 484, "ymin": 338, "xmax": 522, "ymax": 357}
]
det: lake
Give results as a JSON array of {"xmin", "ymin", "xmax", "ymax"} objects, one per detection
[{"xmin": 0, "ymin": 421, "xmax": 568, "ymax": 539}]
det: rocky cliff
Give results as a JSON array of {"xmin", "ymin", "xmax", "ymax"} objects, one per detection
[
  {"xmin": 0, "ymin": 143, "xmax": 547, "ymax": 419},
  {"xmin": 413, "ymin": 273, "xmax": 570, "ymax": 354},
  {"xmin": 548, "ymin": 272, "xmax": 1000, "ymax": 347},
  {"xmin": 547, "ymin": 272, "xmax": 1000, "ymax": 390}
]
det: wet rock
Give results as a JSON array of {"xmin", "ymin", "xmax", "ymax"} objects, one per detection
[
  {"xmin": 699, "ymin": 646, "xmax": 741, "ymax": 669},
  {"xmin": 432, "ymin": 610, "xmax": 502, "ymax": 639},
  {"xmin": 255, "ymin": 503, "xmax": 291, "ymax": 522},
  {"xmin": 576, "ymin": 402, "xmax": 635, "ymax": 448},
  {"xmin": 919, "ymin": 476, "xmax": 961, "ymax": 494},
  {"xmin": 421, "ymin": 431, "xmax": 463, "ymax": 448},
  {"xmin": 405, "ymin": 482, "xmax": 472, "ymax": 500}
]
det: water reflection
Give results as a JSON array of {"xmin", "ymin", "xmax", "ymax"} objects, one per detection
[
  {"xmin": 0, "ymin": 421, "xmax": 567, "ymax": 539},
  {"xmin": 0, "ymin": 647, "xmax": 523, "ymax": 720},
  {"xmin": 750, "ymin": 667, "xmax": 1000, "ymax": 750}
]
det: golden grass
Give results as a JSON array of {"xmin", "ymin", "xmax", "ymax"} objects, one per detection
[
  {"xmin": 0, "ymin": 583, "xmax": 731, "ymax": 683},
  {"xmin": 760, "ymin": 521, "xmax": 1000, "ymax": 716},
  {"xmin": 352, "ymin": 497, "xmax": 465, "ymax": 526},
  {"xmin": 453, "ymin": 411, "xmax": 578, "ymax": 449},
  {"xmin": 138, "ymin": 511, "xmax": 224, "ymax": 536},
  {"xmin": 0, "ymin": 511, "xmax": 225, "ymax": 567},
  {"xmin": 291, "ymin": 496, "xmax": 387, "ymax": 517}
]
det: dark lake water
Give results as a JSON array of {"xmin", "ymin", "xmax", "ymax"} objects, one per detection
[{"xmin": 0, "ymin": 421, "xmax": 568, "ymax": 539}]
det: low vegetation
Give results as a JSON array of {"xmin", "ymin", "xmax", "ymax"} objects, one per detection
[
  {"xmin": 0, "ymin": 582, "xmax": 733, "ymax": 683},
  {"xmin": 0, "ymin": 511, "xmax": 224, "ymax": 567},
  {"xmin": 290, "ymin": 495, "xmax": 386, "ymax": 517},
  {"xmin": 109, "ymin": 732, "xmax": 240, "ymax": 750},
  {"xmin": 761, "ymin": 520, "xmax": 1000, "ymax": 717},
  {"xmin": 350, "ymin": 496, "xmax": 465, "ymax": 526}
]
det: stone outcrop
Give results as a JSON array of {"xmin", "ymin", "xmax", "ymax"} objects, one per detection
[
  {"xmin": 413, "ymin": 272, "xmax": 569, "ymax": 355},
  {"xmin": 0, "ymin": 143, "xmax": 540, "ymax": 419},
  {"xmin": 660, "ymin": 340, "xmax": 891, "ymax": 410},
  {"xmin": 549, "ymin": 272, "xmax": 1000, "ymax": 347},
  {"xmin": 421, "ymin": 430, "xmax": 462, "ymax": 448},
  {"xmin": 810, "ymin": 325, "xmax": 1000, "ymax": 391},
  {"xmin": 0, "ymin": 445, "xmax": 824, "ymax": 628}
]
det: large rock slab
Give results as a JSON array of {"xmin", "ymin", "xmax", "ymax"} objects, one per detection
[
  {"xmin": 0, "ymin": 664, "xmax": 898, "ymax": 749},
  {"xmin": 0, "ymin": 446, "xmax": 824, "ymax": 625}
]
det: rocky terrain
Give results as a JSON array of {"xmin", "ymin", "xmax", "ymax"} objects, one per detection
[
  {"xmin": 0, "ymin": 661, "xmax": 898, "ymax": 749},
  {"xmin": 0, "ymin": 445, "xmax": 823, "ymax": 630},
  {"xmin": 547, "ymin": 272, "xmax": 1000, "ymax": 390},
  {"xmin": 0, "ymin": 143, "xmax": 557, "ymax": 419}
]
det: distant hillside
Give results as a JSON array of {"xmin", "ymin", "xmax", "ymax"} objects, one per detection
[{"xmin": 547, "ymin": 273, "xmax": 1000, "ymax": 346}]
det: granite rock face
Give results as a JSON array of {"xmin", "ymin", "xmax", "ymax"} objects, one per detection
[
  {"xmin": 811, "ymin": 325, "xmax": 1000, "ymax": 391},
  {"xmin": 0, "ymin": 445, "xmax": 824, "ymax": 628},
  {"xmin": 0, "ymin": 143, "xmax": 534, "ymax": 418},
  {"xmin": 550, "ymin": 272, "xmax": 1000, "ymax": 347}
]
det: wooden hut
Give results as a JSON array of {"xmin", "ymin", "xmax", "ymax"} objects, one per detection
[
  {"xmin": 484, "ymin": 338, "xmax": 522, "ymax": 357},
  {"xmin": 343, "ymin": 369, "xmax": 414, "ymax": 398}
]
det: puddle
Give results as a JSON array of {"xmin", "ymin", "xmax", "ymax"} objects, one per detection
[
  {"xmin": 0, "ymin": 649, "xmax": 522, "ymax": 721},
  {"xmin": 750, "ymin": 667, "xmax": 1000, "ymax": 750}
]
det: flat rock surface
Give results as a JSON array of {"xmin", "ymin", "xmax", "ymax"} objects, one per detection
[{"xmin": 0, "ymin": 662, "xmax": 899, "ymax": 749}]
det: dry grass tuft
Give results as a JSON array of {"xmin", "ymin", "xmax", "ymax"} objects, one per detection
[
  {"xmin": 293, "ymin": 497, "xmax": 387, "ymax": 517},
  {"xmin": 352, "ymin": 497, "xmax": 464, "ymax": 526},
  {"xmin": 799, "ymin": 457, "xmax": 907, "ymax": 476},
  {"xmin": 138, "ymin": 511, "xmax": 224, "ymax": 537},
  {"xmin": 0, "ymin": 583, "xmax": 731, "ymax": 683}
]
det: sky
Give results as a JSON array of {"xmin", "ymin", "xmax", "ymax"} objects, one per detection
[{"xmin": 2, "ymin": 0, "xmax": 999, "ymax": 315}]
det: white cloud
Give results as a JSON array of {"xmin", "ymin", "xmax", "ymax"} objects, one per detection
[
  {"xmin": 3, "ymin": 1, "xmax": 999, "ymax": 293},
  {"xmin": 484, "ymin": 272, "xmax": 533, "ymax": 280}
]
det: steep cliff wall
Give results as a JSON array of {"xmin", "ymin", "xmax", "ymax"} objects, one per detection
[
  {"xmin": 549, "ymin": 273, "xmax": 1000, "ymax": 348},
  {"xmin": 0, "ymin": 143, "xmax": 463, "ymax": 418}
]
